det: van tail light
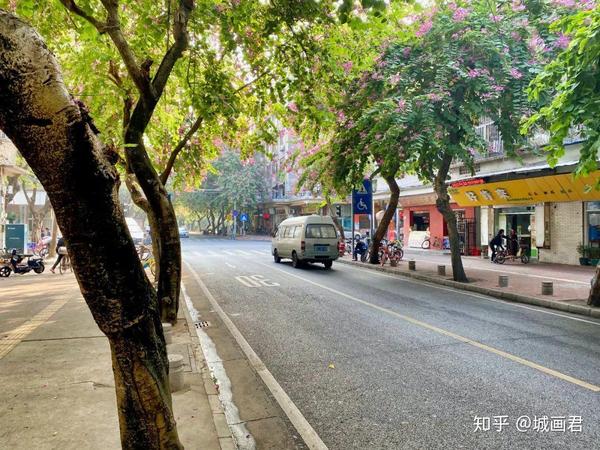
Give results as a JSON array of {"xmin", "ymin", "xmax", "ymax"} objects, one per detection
[{"xmin": 301, "ymin": 240, "xmax": 305, "ymax": 255}]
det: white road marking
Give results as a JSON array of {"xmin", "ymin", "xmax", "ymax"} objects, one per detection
[
  {"xmin": 255, "ymin": 261, "xmax": 600, "ymax": 392},
  {"xmin": 181, "ymin": 284, "xmax": 256, "ymax": 449},
  {"xmin": 341, "ymin": 263, "xmax": 600, "ymax": 327},
  {"xmin": 223, "ymin": 250, "xmax": 236, "ymax": 256},
  {"xmin": 237, "ymin": 250, "xmax": 252, "ymax": 256},
  {"xmin": 184, "ymin": 261, "xmax": 328, "ymax": 450},
  {"xmin": 225, "ymin": 263, "xmax": 236, "ymax": 269},
  {"xmin": 251, "ymin": 250, "xmax": 269, "ymax": 255},
  {"xmin": 235, "ymin": 275, "xmax": 280, "ymax": 288}
]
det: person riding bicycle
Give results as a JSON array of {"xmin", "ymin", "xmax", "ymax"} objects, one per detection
[
  {"xmin": 50, "ymin": 237, "xmax": 66, "ymax": 273},
  {"xmin": 489, "ymin": 229, "xmax": 506, "ymax": 263}
]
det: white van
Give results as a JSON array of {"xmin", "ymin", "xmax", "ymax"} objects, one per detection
[{"xmin": 271, "ymin": 215, "xmax": 340, "ymax": 269}]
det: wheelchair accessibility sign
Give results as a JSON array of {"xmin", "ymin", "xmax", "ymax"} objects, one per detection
[{"xmin": 352, "ymin": 180, "xmax": 372, "ymax": 215}]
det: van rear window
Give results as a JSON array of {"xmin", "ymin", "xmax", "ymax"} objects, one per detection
[{"xmin": 305, "ymin": 224, "xmax": 337, "ymax": 238}]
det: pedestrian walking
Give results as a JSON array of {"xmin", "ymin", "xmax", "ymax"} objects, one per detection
[
  {"xmin": 489, "ymin": 229, "xmax": 506, "ymax": 263},
  {"xmin": 50, "ymin": 237, "xmax": 66, "ymax": 273}
]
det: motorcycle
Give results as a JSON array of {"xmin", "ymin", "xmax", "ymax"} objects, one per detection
[{"xmin": 1, "ymin": 250, "xmax": 45, "ymax": 277}]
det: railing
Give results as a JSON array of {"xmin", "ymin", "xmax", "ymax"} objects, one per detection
[{"xmin": 473, "ymin": 119, "xmax": 585, "ymax": 161}]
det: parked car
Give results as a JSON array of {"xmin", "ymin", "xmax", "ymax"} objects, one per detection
[
  {"xmin": 178, "ymin": 226, "xmax": 189, "ymax": 238},
  {"xmin": 271, "ymin": 215, "xmax": 339, "ymax": 269},
  {"xmin": 125, "ymin": 217, "xmax": 144, "ymax": 244}
]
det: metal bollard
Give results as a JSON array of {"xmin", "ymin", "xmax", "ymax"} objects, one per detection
[
  {"xmin": 162, "ymin": 323, "xmax": 173, "ymax": 345},
  {"xmin": 408, "ymin": 260, "xmax": 416, "ymax": 271},
  {"xmin": 498, "ymin": 275, "xmax": 509, "ymax": 287},
  {"xmin": 541, "ymin": 281, "xmax": 553, "ymax": 296},
  {"xmin": 168, "ymin": 354, "xmax": 185, "ymax": 392},
  {"xmin": 437, "ymin": 265, "xmax": 446, "ymax": 276}
]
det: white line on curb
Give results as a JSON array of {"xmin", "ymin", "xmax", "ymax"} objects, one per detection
[{"xmin": 183, "ymin": 260, "xmax": 328, "ymax": 450}]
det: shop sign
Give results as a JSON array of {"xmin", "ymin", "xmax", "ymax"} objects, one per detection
[{"xmin": 451, "ymin": 179, "xmax": 485, "ymax": 188}]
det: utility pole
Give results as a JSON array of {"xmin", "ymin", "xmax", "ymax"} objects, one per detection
[{"xmin": 233, "ymin": 199, "xmax": 237, "ymax": 240}]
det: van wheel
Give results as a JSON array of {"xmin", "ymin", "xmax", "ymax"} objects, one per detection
[
  {"xmin": 323, "ymin": 260, "xmax": 333, "ymax": 269},
  {"xmin": 273, "ymin": 250, "xmax": 281, "ymax": 263},
  {"xmin": 291, "ymin": 251, "xmax": 301, "ymax": 269}
]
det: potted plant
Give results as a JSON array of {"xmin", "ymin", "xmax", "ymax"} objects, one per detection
[{"xmin": 577, "ymin": 243, "xmax": 590, "ymax": 265}]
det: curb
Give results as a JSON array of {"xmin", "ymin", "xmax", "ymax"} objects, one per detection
[
  {"xmin": 337, "ymin": 258, "xmax": 600, "ymax": 320},
  {"xmin": 180, "ymin": 284, "xmax": 237, "ymax": 450}
]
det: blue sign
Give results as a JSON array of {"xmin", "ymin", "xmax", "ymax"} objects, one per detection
[
  {"xmin": 232, "ymin": 210, "xmax": 239, "ymax": 217},
  {"xmin": 352, "ymin": 179, "xmax": 372, "ymax": 215},
  {"xmin": 240, "ymin": 213, "xmax": 248, "ymax": 222}
]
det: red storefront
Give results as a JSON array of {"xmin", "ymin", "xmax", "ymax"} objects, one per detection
[{"xmin": 399, "ymin": 192, "xmax": 477, "ymax": 253}]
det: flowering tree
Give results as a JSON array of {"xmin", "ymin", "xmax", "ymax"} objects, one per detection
[
  {"xmin": 323, "ymin": 0, "xmax": 562, "ymax": 281},
  {"xmin": 524, "ymin": 4, "xmax": 600, "ymax": 306}
]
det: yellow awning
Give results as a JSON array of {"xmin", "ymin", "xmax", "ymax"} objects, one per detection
[{"xmin": 449, "ymin": 171, "xmax": 600, "ymax": 206}]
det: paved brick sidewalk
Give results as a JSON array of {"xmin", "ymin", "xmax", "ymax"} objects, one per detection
[
  {"xmin": 338, "ymin": 250, "xmax": 600, "ymax": 318},
  {"xmin": 0, "ymin": 273, "xmax": 230, "ymax": 450}
]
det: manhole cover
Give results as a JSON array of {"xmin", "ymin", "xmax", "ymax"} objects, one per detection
[{"xmin": 195, "ymin": 321, "xmax": 210, "ymax": 328}]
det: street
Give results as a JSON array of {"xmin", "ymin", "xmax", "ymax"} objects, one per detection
[{"xmin": 183, "ymin": 236, "xmax": 600, "ymax": 450}]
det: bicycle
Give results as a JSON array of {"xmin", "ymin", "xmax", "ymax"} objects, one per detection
[
  {"xmin": 493, "ymin": 246, "xmax": 529, "ymax": 264},
  {"xmin": 59, "ymin": 254, "xmax": 72, "ymax": 274},
  {"xmin": 137, "ymin": 244, "xmax": 156, "ymax": 277}
]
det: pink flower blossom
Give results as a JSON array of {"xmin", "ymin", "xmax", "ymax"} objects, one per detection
[
  {"xmin": 452, "ymin": 8, "xmax": 470, "ymax": 22},
  {"xmin": 511, "ymin": 0, "xmax": 526, "ymax": 11},
  {"xmin": 342, "ymin": 61, "xmax": 353, "ymax": 74},
  {"xmin": 427, "ymin": 93, "xmax": 442, "ymax": 102},
  {"xmin": 415, "ymin": 20, "xmax": 433, "ymax": 37},
  {"xmin": 552, "ymin": 0, "xmax": 576, "ymax": 7},
  {"xmin": 510, "ymin": 68, "xmax": 523, "ymax": 79},
  {"xmin": 389, "ymin": 73, "xmax": 401, "ymax": 85},
  {"xmin": 396, "ymin": 98, "xmax": 407, "ymax": 112},
  {"xmin": 287, "ymin": 102, "xmax": 299, "ymax": 113},
  {"xmin": 489, "ymin": 14, "xmax": 503, "ymax": 23},
  {"xmin": 375, "ymin": 134, "xmax": 382, "ymax": 141},
  {"xmin": 555, "ymin": 33, "xmax": 571, "ymax": 49},
  {"xmin": 492, "ymin": 85, "xmax": 505, "ymax": 92},
  {"xmin": 467, "ymin": 68, "xmax": 480, "ymax": 78},
  {"xmin": 403, "ymin": 47, "xmax": 411, "ymax": 58},
  {"xmin": 336, "ymin": 110, "xmax": 347, "ymax": 123},
  {"xmin": 511, "ymin": 31, "xmax": 522, "ymax": 41},
  {"xmin": 346, "ymin": 120, "xmax": 355, "ymax": 129}
]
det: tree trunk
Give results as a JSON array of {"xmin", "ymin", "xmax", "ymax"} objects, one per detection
[
  {"xmin": 369, "ymin": 173, "xmax": 400, "ymax": 264},
  {"xmin": 433, "ymin": 152, "xmax": 468, "ymax": 282},
  {"xmin": 325, "ymin": 196, "xmax": 345, "ymax": 239},
  {"xmin": 0, "ymin": 12, "xmax": 182, "ymax": 448},
  {"xmin": 589, "ymin": 263, "xmax": 600, "ymax": 307}
]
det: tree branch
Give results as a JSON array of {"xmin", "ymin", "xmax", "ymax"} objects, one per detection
[
  {"xmin": 20, "ymin": 181, "xmax": 37, "ymax": 211},
  {"xmin": 160, "ymin": 115, "xmax": 203, "ymax": 185},
  {"xmin": 151, "ymin": 0, "xmax": 194, "ymax": 97},
  {"xmin": 59, "ymin": 0, "xmax": 107, "ymax": 32},
  {"xmin": 125, "ymin": 174, "xmax": 150, "ymax": 213}
]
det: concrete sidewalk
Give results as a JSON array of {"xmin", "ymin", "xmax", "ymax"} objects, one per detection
[
  {"xmin": 0, "ymin": 274, "xmax": 232, "ymax": 449},
  {"xmin": 338, "ymin": 250, "xmax": 600, "ymax": 318}
]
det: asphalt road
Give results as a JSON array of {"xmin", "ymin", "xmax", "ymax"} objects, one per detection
[{"xmin": 183, "ymin": 236, "xmax": 600, "ymax": 450}]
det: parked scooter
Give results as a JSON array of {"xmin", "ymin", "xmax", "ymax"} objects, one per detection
[{"xmin": 1, "ymin": 250, "xmax": 45, "ymax": 277}]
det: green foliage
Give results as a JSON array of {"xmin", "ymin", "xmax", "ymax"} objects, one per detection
[
  {"xmin": 176, "ymin": 150, "xmax": 269, "ymax": 218},
  {"xmin": 524, "ymin": 5, "xmax": 600, "ymax": 178},
  {"xmin": 309, "ymin": 0, "xmax": 576, "ymax": 191}
]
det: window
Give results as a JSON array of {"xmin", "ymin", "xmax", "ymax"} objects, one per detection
[
  {"xmin": 587, "ymin": 202, "xmax": 600, "ymax": 246},
  {"xmin": 306, "ymin": 224, "xmax": 337, "ymax": 238},
  {"xmin": 293, "ymin": 226, "xmax": 301, "ymax": 238}
]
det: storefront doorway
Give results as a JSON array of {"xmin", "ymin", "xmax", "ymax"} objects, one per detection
[
  {"xmin": 411, "ymin": 212, "xmax": 430, "ymax": 231},
  {"xmin": 496, "ymin": 206, "xmax": 536, "ymax": 257},
  {"xmin": 587, "ymin": 202, "xmax": 600, "ymax": 247}
]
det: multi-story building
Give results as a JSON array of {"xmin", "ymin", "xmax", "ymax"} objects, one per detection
[
  {"xmin": 258, "ymin": 128, "xmax": 327, "ymax": 232},
  {"xmin": 373, "ymin": 122, "xmax": 600, "ymax": 265}
]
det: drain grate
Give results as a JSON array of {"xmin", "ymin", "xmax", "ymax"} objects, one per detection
[{"xmin": 195, "ymin": 321, "xmax": 210, "ymax": 328}]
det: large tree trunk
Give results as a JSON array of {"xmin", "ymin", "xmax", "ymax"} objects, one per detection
[
  {"xmin": 369, "ymin": 173, "xmax": 400, "ymax": 264},
  {"xmin": 433, "ymin": 152, "xmax": 468, "ymax": 282},
  {"xmin": 589, "ymin": 263, "xmax": 600, "ymax": 307},
  {"xmin": 0, "ymin": 12, "xmax": 182, "ymax": 448}
]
